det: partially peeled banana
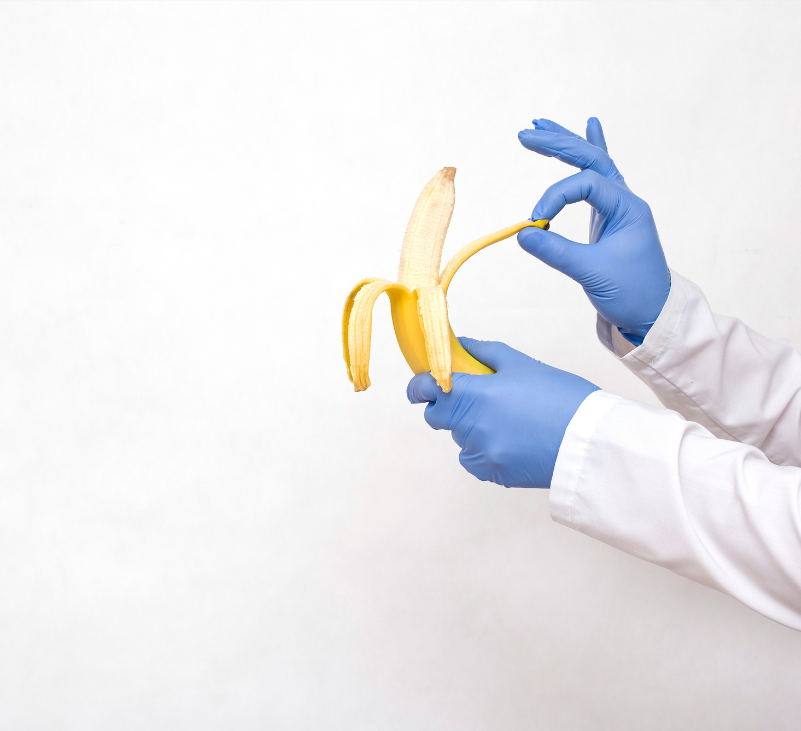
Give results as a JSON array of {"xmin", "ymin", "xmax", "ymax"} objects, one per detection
[{"xmin": 343, "ymin": 167, "xmax": 549, "ymax": 393}]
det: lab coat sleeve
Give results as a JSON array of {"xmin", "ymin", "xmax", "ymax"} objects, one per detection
[
  {"xmin": 597, "ymin": 270, "xmax": 801, "ymax": 467},
  {"xmin": 550, "ymin": 390, "xmax": 801, "ymax": 630}
]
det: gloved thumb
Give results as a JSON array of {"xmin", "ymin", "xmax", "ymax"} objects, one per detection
[
  {"xmin": 517, "ymin": 227, "xmax": 589, "ymax": 283},
  {"xmin": 407, "ymin": 372, "xmax": 441, "ymax": 404}
]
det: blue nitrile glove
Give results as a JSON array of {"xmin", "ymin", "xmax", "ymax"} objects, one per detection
[
  {"xmin": 407, "ymin": 337, "xmax": 599, "ymax": 488},
  {"xmin": 517, "ymin": 118, "xmax": 671, "ymax": 346}
]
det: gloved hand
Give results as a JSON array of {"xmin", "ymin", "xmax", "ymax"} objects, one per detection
[
  {"xmin": 517, "ymin": 118, "xmax": 671, "ymax": 346},
  {"xmin": 407, "ymin": 337, "xmax": 599, "ymax": 488}
]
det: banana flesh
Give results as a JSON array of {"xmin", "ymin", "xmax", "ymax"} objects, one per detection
[{"xmin": 343, "ymin": 167, "xmax": 549, "ymax": 393}]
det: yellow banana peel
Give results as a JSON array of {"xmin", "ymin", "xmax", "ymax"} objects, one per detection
[{"xmin": 343, "ymin": 167, "xmax": 549, "ymax": 393}]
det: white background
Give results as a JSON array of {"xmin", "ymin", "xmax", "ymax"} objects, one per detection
[{"xmin": 1, "ymin": 2, "xmax": 800, "ymax": 729}]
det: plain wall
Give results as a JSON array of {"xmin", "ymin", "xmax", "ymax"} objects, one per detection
[{"xmin": 1, "ymin": 2, "xmax": 800, "ymax": 729}]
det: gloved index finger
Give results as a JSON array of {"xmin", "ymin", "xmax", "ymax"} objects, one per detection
[
  {"xmin": 531, "ymin": 169, "xmax": 628, "ymax": 223},
  {"xmin": 518, "ymin": 129, "xmax": 614, "ymax": 177},
  {"xmin": 532, "ymin": 118, "xmax": 585, "ymax": 140},
  {"xmin": 458, "ymin": 337, "xmax": 529, "ymax": 371}
]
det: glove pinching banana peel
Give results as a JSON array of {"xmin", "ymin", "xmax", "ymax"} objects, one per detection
[{"xmin": 343, "ymin": 167, "xmax": 549, "ymax": 393}]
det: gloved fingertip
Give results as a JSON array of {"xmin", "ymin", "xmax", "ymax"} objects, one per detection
[
  {"xmin": 456, "ymin": 335, "xmax": 478, "ymax": 351},
  {"xmin": 518, "ymin": 129, "xmax": 544, "ymax": 151},
  {"xmin": 407, "ymin": 372, "xmax": 440, "ymax": 404},
  {"xmin": 586, "ymin": 117, "xmax": 608, "ymax": 152},
  {"xmin": 456, "ymin": 335, "xmax": 484, "ymax": 357},
  {"xmin": 457, "ymin": 336, "xmax": 519, "ymax": 371},
  {"xmin": 517, "ymin": 225, "xmax": 546, "ymax": 253}
]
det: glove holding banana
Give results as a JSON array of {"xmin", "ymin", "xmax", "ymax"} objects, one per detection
[{"xmin": 342, "ymin": 167, "xmax": 549, "ymax": 393}]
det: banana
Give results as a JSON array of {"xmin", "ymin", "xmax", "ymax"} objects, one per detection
[{"xmin": 343, "ymin": 167, "xmax": 549, "ymax": 393}]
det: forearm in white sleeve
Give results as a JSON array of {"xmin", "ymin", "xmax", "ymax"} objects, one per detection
[
  {"xmin": 551, "ymin": 390, "xmax": 801, "ymax": 631},
  {"xmin": 597, "ymin": 270, "xmax": 801, "ymax": 467}
]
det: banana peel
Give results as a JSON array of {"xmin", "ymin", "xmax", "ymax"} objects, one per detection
[{"xmin": 343, "ymin": 167, "xmax": 549, "ymax": 393}]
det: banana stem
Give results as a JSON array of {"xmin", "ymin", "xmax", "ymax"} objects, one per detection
[{"xmin": 438, "ymin": 219, "xmax": 549, "ymax": 294}]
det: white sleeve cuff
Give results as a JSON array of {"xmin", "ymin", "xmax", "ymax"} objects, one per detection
[
  {"xmin": 546, "ymin": 385, "xmax": 801, "ymax": 631},
  {"xmin": 596, "ymin": 269, "xmax": 688, "ymax": 365},
  {"xmin": 549, "ymin": 390, "xmax": 624, "ymax": 528}
]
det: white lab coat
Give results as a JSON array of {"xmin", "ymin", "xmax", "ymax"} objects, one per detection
[{"xmin": 550, "ymin": 271, "xmax": 801, "ymax": 630}]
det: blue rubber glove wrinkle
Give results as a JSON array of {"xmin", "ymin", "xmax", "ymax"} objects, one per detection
[
  {"xmin": 517, "ymin": 118, "xmax": 671, "ymax": 346},
  {"xmin": 407, "ymin": 337, "xmax": 599, "ymax": 488}
]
